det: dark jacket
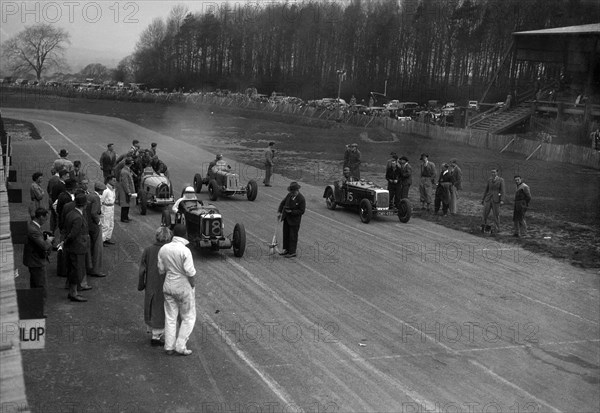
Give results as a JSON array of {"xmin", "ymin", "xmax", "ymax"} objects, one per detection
[
  {"xmin": 100, "ymin": 150, "xmax": 117, "ymax": 172},
  {"xmin": 386, "ymin": 166, "xmax": 402, "ymax": 183},
  {"xmin": 64, "ymin": 208, "xmax": 89, "ymax": 254},
  {"xmin": 138, "ymin": 242, "xmax": 167, "ymax": 329},
  {"xmin": 86, "ymin": 191, "xmax": 102, "ymax": 229},
  {"xmin": 278, "ymin": 192, "xmax": 306, "ymax": 226},
  {"xmin": 399, "ymin": 163, "xmax": 413, "ymax": 185},
  {"xmin": 23, "ymin": 221, "xmax": 52, "ymax": 268}
]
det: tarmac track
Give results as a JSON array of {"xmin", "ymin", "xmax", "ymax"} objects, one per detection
[{"xmin": 4, "ymin": 108, "xmax": 599, "ymax": 413}]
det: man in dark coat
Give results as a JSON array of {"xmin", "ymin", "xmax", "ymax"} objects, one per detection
[
  {"xmin": 481, "ymin": 168, "xmax": 506, "ymax": 234},
  {"xmin": 386, "ymin": 159, "xmax": 402, "ymax": 208},
  {"xmin": 23, "ymin": 208, "xmax": 54, "ymax": 316},
  {"xmin": 138, "ymin": 226, "xmax": 173, "ymax": 346},
  {"xmin": 277, "ymin": 182, "xmax": 306, "ymax": 258},
  {"xmin": 64, "ymin": 193, "xmax": 90, "ymax": 302},
  {"xmin": 343, "ymin": 143, "xmax": 361, "ymax": 180},
  {"xmin": 119, "ymin": 158, "xmax": 135, "ymax": 222},
  {"xmin": 86, "ymin": 182, "xmax": 106, "ymax": 277},
  {"xmin": 435, "ymin": 163, "xmax": 454, "ymax": 215},
  {"xmin": 99, "ymin": 143, "xmax": 117, "ymax": 179},
  {"xmin": 398, "ymin": 156, "xmax": 412, "ymax": 200},
  {"xmin": 512, "ymin": 175, "xmax": 532, "ymax": 237}
]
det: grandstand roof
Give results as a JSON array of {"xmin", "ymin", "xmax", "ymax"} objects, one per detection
[{"xmin": 514, "ymin": 23, "xmax": 600, "ymax": 37}]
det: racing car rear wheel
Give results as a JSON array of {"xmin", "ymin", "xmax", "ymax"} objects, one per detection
[
  {"xmin": 247, "ymin": 180, "xmax": 258, "ymax": 201},
  {"xmin": 161, "ymin": 209, "xmax": 172, "ymax": 228},
  {"xmin": 232, "ymin": 223, "xmax": 246, "ymax": 257},
  {"xmin": 208, "ymin": 179, "xmax": 220, "ymax": 201},
  {"xmin": 359, "ymin": 199, "xmax": 373, "ymax": 223},
  {"xmin": 324, "ymin": 187, "xmax": 336, "ymax": 210},
  {"xmin": 397, "ymin": 198, "xmax": 411, "ymax": 223},
  {"xmin": 138, "ymin": 191, "xmax": 148, "ymax": 215},
  {"xmin": 193, "ymin": 173, "xmax": 203, "ymax": 193}
]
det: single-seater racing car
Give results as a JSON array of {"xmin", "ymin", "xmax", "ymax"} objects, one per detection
[
  {"xmin": 193, "ymin": 158, "xmax": 258, "ymax": 202},
  {"xmin": 137, "ymin": 167, "xmax": 174, "ymax": 215}
]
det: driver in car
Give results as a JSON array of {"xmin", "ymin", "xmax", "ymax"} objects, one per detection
[{"xmin": 172, "ymin": 186, "xmax": 202, "ymax": 213}]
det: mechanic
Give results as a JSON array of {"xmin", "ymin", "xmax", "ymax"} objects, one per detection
[
  {"xmin": 277, "ymin": 182, "xmax": 306, "ymax": 259},
  {"xmin": 172, "ymin": 186, "xmax": 201, "ymax": 213},
  {"xmin": 386, "ymin": 159, "xmax": 402, "ymax": 208},
  {"xmin": 398, "ymin": 156, "xmax": 412, "ymax": 200}
]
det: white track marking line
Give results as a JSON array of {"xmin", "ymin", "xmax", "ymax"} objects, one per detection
[
  {"xmin": 512, "ymin": 291, "xmax": 598, "ymax": 325},
  {"xmin": 39, "ymin": 120, "xmax": 98, "ymax": 163},
  {"xmin": 290, "ymin": 257, "xmax": 565, "ymax": 413},
  {"xmin": 225, "ymin": 258, "xmax": 442, "ymax": 411}
]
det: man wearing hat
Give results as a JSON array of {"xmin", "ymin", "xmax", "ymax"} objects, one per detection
[
  {"xmin": 386, "ymin": 159, "xmax": 402, "ymax": 208},
  {"xmin": 86, "ymin": 182, "xmax": 106, "ymax": 277},
  {"xmin": 99, "ymin": 143, "xmax": 117, "ymax": 179},
  {"xmin": 277, "ymin": 182, "xmax": 306, "ymax": 258},
  {"xmin": 56, "ymin": 179, "xmax": 77, "ymax": 237},
  {"xmin": 150, "ymin": 142, "xmax": 158, "ymax": 156},
  {"xmin": 64, "ymin": 193, "xmax": 90, "ymax": 302},
  {"xmin": 449, "ymin": 159, "xmax": 462, "ymax": 214},
  {"xmin": 419, "ymin": 153, "xmax": 437, "ymax": 211},
  {"xmin": 398, "ymin": 156, "xmax": 412, "ymax": 200},
  {"xmin": 53, "ymin": 149, "xmax": 73, "ymax": 174},
  {"xmin": 386, "ymin": 152, "xmax": 399, "ymax": 169},
  {"xmin": 343, "ymin": 143, "xmax": 361, "ymax": 180},
  {"xmin": 119, "ymin": 158, "xmax": 135, "ymax": 222}
]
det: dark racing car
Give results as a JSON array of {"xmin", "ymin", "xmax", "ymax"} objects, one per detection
[{"xmin": 323, "ymin": 179, "xmax": 411, "ymax": 224}]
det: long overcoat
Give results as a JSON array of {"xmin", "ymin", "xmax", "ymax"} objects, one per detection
[{"xmin": 138, "ymin": 242, "xmax": 167, "ymax": 329}]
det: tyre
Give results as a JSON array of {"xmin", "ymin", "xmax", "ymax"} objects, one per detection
[
  {"xmin": 138, "ymin": 191, "xmax": 147, "ymax": 215},
  {"xmin": 161, "ymin": 209, "xmax": 172, "ymax": 228},
  {"xmin": 232, "ymin": 223, "xmax": 246, "ymax": 257},
  {"xmin": 325, "ymin": 187, "xmax": 336, "ymax": 210},
  {"xmin": 247, "ymin": 180, "xmax": 258, "ymax": 201},
  {"xmin": 359, "ymin": 198, "xmax": 373, "ymax": 223},
  {"xmin": 193, "ymin": 173, "xmax": 203, "ymax": 193},
  {"xmin": 208, "ymin": 179, "xmax": 220, "ymax": 201},
  {"xmin": 397, "ymin": 198, "xmax": 412, "ymax": 223}
]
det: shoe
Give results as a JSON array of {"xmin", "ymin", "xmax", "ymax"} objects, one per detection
[
  {"xmin": 165, "ymin": 350, "xmax": 175, "ymax": 355},
  {"xmin": 104, "ymin": 239, "xmax": 115, "ymax": 245},
  {"xmin": 78, "ymin": 285, "xmax": 92, "ymax": 291},
  {"xmin": 265, "ymin": 184, "xmax": 272, "ymax": 187},
  {"xmin": 68, "ymin": 294, "xmax": 87, "ymax": 302},
  {"xmin": 151, "ymin": 339, "xmax": 163, "ymax": 347},
  {"xmin": 176, "ymin": 348, "xmax": 192, "ymax": 356},
  {"xmin": 121, "ymin": 219, "xmax": 130, "ymax": 223},
  {"xmin": 284, "ymin": 253, "xmax": 297, "ymax": 258},
  {"xmin": 89, "ymin": 273, "xmax": 107, "ymax": 277},
  {"xmin": 279, "ymin": 250, "xmax": 288, "ymax": 256}
]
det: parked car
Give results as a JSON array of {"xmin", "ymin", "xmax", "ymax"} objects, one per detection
[
  {"xmin": 136, "ymin": 167, "xmax": 174, "ymax": 215},
  {"xmin": 322, "ymin": 179, "xmax": 411, "ymax": 224},
  {"xmin": 193, "ymin": 161, "xmax": 258, "ymax": 202},
  {"xmin": 468, "ymin": 100, "xmax": 479, "ymax": 110},
  {"xmin": 161, "ymin": 191, "xmax": 246, "ymax": 256}
]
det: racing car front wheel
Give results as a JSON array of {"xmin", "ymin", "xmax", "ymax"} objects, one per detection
[
  {"xmin": 324, "ymin": 187, "xmax": 336, "ymax": 210},
  {"xmin": 232, "ymin": 223, "xmax": 246, "ymax": 257},
  {"xmin": 397, "ymin": 199, "xmax": 412, "ymax": 223},
  {"xmin": 247, "ymin": 180, "xmax": 258, "ymax": 201},
  {"xmin": 193, "ymin": 173, "xmax": 203, "ymax": 193},
  {"xmin": 208, "ymin": 179, "xmax": 220, "ymax": 201},
  {"xmin": 359, "ymin": 199, "xmax": 373, "ymax": 223}
]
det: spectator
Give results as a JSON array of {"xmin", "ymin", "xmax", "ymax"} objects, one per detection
[
  {"xmin": 86, "ymin": 182, "xmax": 106, "ymax": 277},
  {"xmin": 449, "ymin": 158, "xmax": 463, "ymax": 215},
  {"xmin": 53, "ymin": 148, "xmax": 73, "ymax": 174},
  {"xmin": 263, "ymin": 141, "xmax": 275, "ymax": 187},
  {"xmin": 29, "ymin": 172, "xmax": 45, "ymax": 219},
  {"xmin": 23, "ymin": 208, "xmax": 54, "ymax": 316},
  {"xmin": 101, "ymin": 175, "xmax": 117, "ymax": 245},
  {"xmin": 64, "ymin": 193, "xmax": 90, "ymax": 302},
  {"xmin": 419, "ymin": 153, "xmax": 437, "ymax": 211},
  {"xmin": 277, "ymin": 182, "xmax": 306, "ymax": 258},
  {"xmin": 119, "ymin": 158, "xmax": 135, "ymax": 223},
  {"xmin": 343, "ymin": 143, "xmax": 361, "ymax": 180},
  {"xmin": 138, "ymin": 226, "xmax": 173, "ymax": 346},
  {"xmin": 513, "ymin": 175, "xmax": 532, "ymax": 237},
  {"xmin": 99, "ymin": 143, "xmax": 117, "ymax": 179},
  {"xmin": 47, "ymin": 168, "xmax": 61, "ymax": 233},
  {"xmin": 56, "ymin": 179, "xmax": 77, "ymax": 238},
  {"xmin": 434, "ymin": 163, "xmax": 453, "ymax": 216},
  {"xmin": 150, "ymin": 142, "xmax": 158, "ymax": 156},
  {"xmin": 386, "ymin": 159, "xmax": 402, "ymax": 208},
  {"xmin": 72, "ymin": 160, "xmax": 86, "ymax": 184},
  {"xmin": 398, "ymin": 156, "xmax": 412, "ymax": 200},
  {"xmin": 481, "ymin": 168, "xmax": 506, "ymax": 234},
  {"xmin": 158, "ymin": 224, "xmax": 197, "ymax": 356},
  {"xmin": 386, "ymin": 152, "xmax": 399, "ymax": 169}
]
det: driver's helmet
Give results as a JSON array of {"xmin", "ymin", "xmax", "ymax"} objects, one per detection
[
  {"xmin": 183, "ymin": 186, "xmax": 197, "ymax": 200},
  {"xmin": 216, "ymin": 154, "xmax": 223, "ymax": 160}
]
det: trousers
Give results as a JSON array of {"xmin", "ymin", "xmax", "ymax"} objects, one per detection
[{"xmin": 163, "ymin": 283, "xmax": 196, "ymax": 352}]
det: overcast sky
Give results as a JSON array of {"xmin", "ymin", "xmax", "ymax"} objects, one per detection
[{"xmin": 0, "ymin": 0, "xmax": 229, "ymax": 59}]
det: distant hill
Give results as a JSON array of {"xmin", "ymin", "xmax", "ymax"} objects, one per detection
[{"xmin": 64, "ymin": 47, "xmax": 127, "ymax": 73}]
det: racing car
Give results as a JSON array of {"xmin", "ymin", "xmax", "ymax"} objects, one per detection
[
  {"xmin": 323, "ymin": 179, "xmax": 411, "ymax": 224},
  {"xmin": 137, "ymin": 167, "xmax": 175, "ymax": 215},
  {"xmin": 193, "ymin": 160, "xmax": 258, "ymax": 202},
  {"xmin": 161, "ymin": 190, "xmax": 246, "ymax": 257}
]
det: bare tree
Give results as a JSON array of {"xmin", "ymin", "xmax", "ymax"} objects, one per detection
[{"xmin": 2, "ymin": 23, "xmax": 70, "ymax": 80}]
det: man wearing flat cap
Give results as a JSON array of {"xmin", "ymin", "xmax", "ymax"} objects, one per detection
[
  {"xmin": 99, "ymin": 143, "xmax": 117, "ymax": 179},
  {"xmin": 86, "ymin": 182, "xmax": 106, "ymax": 277},
  {"xmin": 54, "ymin": 148, "xmax": 73, "ymax": 175},
  {"xmin": 64, "ymin": 193, "xmax": 90, "ymax": 302},
  {"xmin": 419, "ymin": 153, "xmax": 437, "ymax": 211},
  {"xmin": 277, "ymin": 182, "xmax": 306, "ymax": 258},
  {"xmin": 398, "ymin": 156, "xmax": 412, "ymax": 200},
  {"xmin": 343, "ymin": 143, "xmax": 361, "ymax": 180}
]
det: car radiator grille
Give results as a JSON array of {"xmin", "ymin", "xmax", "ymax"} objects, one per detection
[
  {"xmin": 376, "ymin": 192, "xmax": 389, "ymax": 207},
  {"xmin": 227, "ymin": 175, "xmax": 238, "ymax": 189},
  {"xmin": 156, "ymin": 183, "xmax": 170, "ymax": 199},
  {"xmin": 203, "ymin": 218, "xmax": 222, "ymax": 237}
]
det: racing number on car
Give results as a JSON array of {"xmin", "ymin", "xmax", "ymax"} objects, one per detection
[
  {"xmin": 347, "ymin": 191, "xmax": 353, "ymax": 201},
  {"xmin": 212, "ymin": 220, "xmax": 220, "ymax": 234}
]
